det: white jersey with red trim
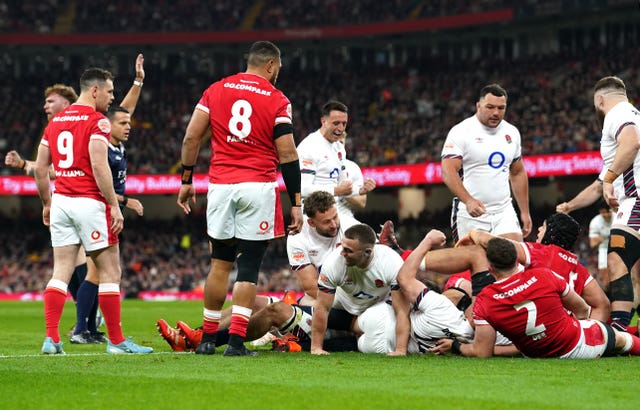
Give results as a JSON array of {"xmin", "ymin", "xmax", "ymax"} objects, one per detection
[
  {"xmin": 441, "ymin": 115, "xmax": 522, "ymax": 213},
  {"xmin": 598, "ymin": 101, "xmax": 640, "ymax": 202},
  {"xmin": 297, "ymin": 130, "xmax": 348, "ymax": 202},
  {"xmin": 41, "ymin": 104, "xmax": 111, "ymax": 202},
  {"xmin": 336, "ymin": 159, "xmax": 364, "ymax": 218},
  {"xmin": 286, "ymin": 214, "xmax": 359, "ymax": 270},
  {"xmin": 318, "ymin": 244, "xmax": 402, "ymax": 316},
  {"xmin": 196, "ymin": 72, "xmax": 292, "ymax": 184}
]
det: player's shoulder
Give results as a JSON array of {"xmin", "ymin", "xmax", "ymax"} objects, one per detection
[
  {"xmin": 287, "ymin": 223, "xmax": 311, "ymax": 248},
  {"xmin": 297, "ymin": 130, "xmax": 322, "ymax": 149},
  {"xmin": 498, "ymin": 119, "xmax": 521, "ymax": 136},
  {"xmin": 321, "ymin": 246, "xmax": 345, "ymax": 272},
  {"xmin": 603, "ymin": 102, "xmax": 638, "ymax": 132},
  {"xmin": 448, "ymin": 116, "xmax": 475, "ymax": 133},
  {"xmin": 373, "ymin": 244, "xmax": 403, "ymax": 264}
]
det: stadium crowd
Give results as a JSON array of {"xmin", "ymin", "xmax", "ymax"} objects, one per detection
[
  {"xmin": 1, "ymin": 0, "xmax": 510, "ymax": 34},
  {"xmin": 0, "ymin": 205, "xmax": 596, "ymax": 297},
  {"xmin": 1, "ymin": 44, "xmax": 639, "ymax": 177},
  {"xmin": 0, "ymin": 2, "xmax": 637, "ymax": 300}
]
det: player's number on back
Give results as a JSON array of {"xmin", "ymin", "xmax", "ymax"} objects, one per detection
[
  {"xmin": 57, "ymin": 131, "xmax": 74, "ymax": 169},
  {"xmin": 228, "ymin": 99, "xmax": 253, "ymax": 139},
  {"xmin": 514, "ymin": 300, "xmax": 546, "ymax": 336}
]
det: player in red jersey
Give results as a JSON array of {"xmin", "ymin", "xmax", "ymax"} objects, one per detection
[
  {"xmin": 35, "ymin": 67, "xmax": 152, "ymax": 355},
  {"xmin": 432, "ymin": 238, "xmax": 640, "ymax": 358},
  {"xmin": 177, "ymin": 41, "xmax": 303, "ymax": 356},
  {"xmin": 456, "ymin": 213, "xmax": 610, "ymax": 322}
]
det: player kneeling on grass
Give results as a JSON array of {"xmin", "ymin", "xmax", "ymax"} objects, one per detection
[
  {"xmin": 431, "ymin": 238, "xmax": 640, "ymax": 358},
  {"xmin": 357, "ymin": 230, "xmax": 512, "ymax": 354}
]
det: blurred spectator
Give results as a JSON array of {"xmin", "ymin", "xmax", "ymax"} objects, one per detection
[{"xmin": 2, "ymin": 44, "xmax": 639, "ymax": 176}]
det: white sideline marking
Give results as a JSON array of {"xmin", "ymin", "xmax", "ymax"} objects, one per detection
[{"xmin": 0, "ymin": 351, "xmax": 191, "ymax": 359}]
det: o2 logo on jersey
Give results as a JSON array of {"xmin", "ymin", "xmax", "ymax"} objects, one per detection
[
  {"xmin": 487, "ymin": 151, "xmax": 507, "ymax": 172},
  {"xmin": 329, "ymin": 167, "xmax": 340, "ymax": 180}
]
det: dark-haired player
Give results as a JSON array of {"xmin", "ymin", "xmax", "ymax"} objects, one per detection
[
  {"xmin": 177, "ymin": 40, "xmax": 302, "ymax": 356},
  {"xmin": 455, "ymin": 213, "xmax": 610, "ymax": 322},
  {"xmin": 432, "ymin": 238, "xmax": 640, "ymax": 358},
  {"xmin": 592, "ymin": 75, "xmax": 640, "ymax": 332},
  {"xmin": 441, "ymin": 83, "xmax": 531, "ymax": 243},
  {"xmin": 35, "ymin": 67, "xmax": 151, "ymax": 355}
]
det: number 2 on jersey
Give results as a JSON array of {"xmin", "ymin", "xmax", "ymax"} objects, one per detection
[
  {"xmin": 228, "ymin": 99, "xmax": 253, "ymax": 139},
  {"xmin": 57, "ymin": 131, "xmax": 74, "ymax": 169},
  {"xmin": 514, "ymin": 300, "xmax": 546, "ymax": 336}
]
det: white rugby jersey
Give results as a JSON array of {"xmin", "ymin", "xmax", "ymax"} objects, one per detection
[
  {"xmin": 589, "ymin": 214, "xmax": 611, "ymax": 252},
  {"xmin": 297, "ymin": 130, "xmax": 347, "ymax": 199},
  {"xmin": 598, "ymin": 101, "xmax": 640, "ymax": 201},
  {"xmin": 318, "ymin": 244, "xmax": 402, "ymax": 316},
  {"xmin": 335, "ymin": 159, "xmax": 364, "ymax": 218},
  {"xmin": 286, "ymin": 214, "xmax": 359, "ymax": 270},
  {"xmin": 409, "ymin": 289, "xmax": 475, "ymax": 353},
  {"xmin": 441, "ymin": 115, "xmax": 522, "ymax": 213}
]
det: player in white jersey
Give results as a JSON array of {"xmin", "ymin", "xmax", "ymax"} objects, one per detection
[
  {"xmin": 335, "ymin": 131, "xmax": 368, "ymax": 218},
  {"xmin": 358, "ymin": 229, "xmax": 513, "ymax": 355},
  {"xmin": 310, "ymin": 224, "xmax": 410, "ymax": 355},
  {"xmin": 297, "ymin": 101, "xmax": 375, "ymax": 218},
  {"xmin": 287, "ymin": 190, "xmax": 358, "ymax": 304},
  {"xmin": 557, "ymin": 180, "xmax": 640, "ymax": 329},
  {"xmin": 441, "ymin": 83, "xmax": 531, "ymax": 242},
  {"xmin": 158, "ymin": 190, "xmax": 361, "ymax": 352},
  {"xmin": 589, "ymin": 204, "xmax": 613, "ymax": 290},
  {"xmin": 593, "ymin": 75, "xmax": 640, "ymax": 332}
]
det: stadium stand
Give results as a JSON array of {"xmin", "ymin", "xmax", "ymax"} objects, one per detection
[{"xmin": 0, "ymin": 1, "xmax": 638, "ymax": 294}]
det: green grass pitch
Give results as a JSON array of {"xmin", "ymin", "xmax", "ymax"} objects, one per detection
[{"xmin": 1, "ymin": 300, "xmax": 638, "ymax": 410}]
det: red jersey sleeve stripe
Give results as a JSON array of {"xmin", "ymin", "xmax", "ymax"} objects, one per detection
[
  {"xmin": 90, "ymin": 134, "xmax": 109, "ymax": 144},
  {"xmin": 275, "ymin": 116, "xmax": 292, "ymax": 124},
  {"xmin": 196, "ymin": 103, "xmax": 210, "ymax": 114}
]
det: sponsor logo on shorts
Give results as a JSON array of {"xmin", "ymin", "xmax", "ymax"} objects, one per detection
[
  {"xmin": 259, "ymin": 221, "xmax": 270, "ymax": 231},
  {"xmin": 91, "ymin": 230, "xmax": 101, "ymax": 240}
]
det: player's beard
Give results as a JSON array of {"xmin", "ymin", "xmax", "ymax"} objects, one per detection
[
  {"xmin": 269, "ymin": 69, "xmax": 279, "ymax": 85},
  {"xmin": 595, "ymin": 108, "xmax": 606, "ymax": 129},
  {"xmin": 318, "ymin": 223, "xmax": 339, "ymax": 238}
]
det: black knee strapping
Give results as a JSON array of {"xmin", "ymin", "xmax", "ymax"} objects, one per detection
[
  {"xmin": 610, "ymin": 274, "xmax": 634, "ymax": 302},
  {"xmin": 471, "ymin": 270, "xmax": 495, "ymax": 296},
  {"xmin": 608, "ymin": 229, "xmax": 640, "ymax": 272},
  {"xmin": 210, "ymin": 237, "xmax": 237, "ymax": 262},
  {"xmin": 236, "ymin": 240, "xmax": 268, "ymax": 283},
  {"xmin": 449, "ymin": 286, "xmax": 472, "ymax": 311}
]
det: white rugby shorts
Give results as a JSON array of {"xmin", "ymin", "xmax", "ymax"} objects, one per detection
[
  {"xmin": 452, "ymin": 201, "xmax": 521, "ymax": 240},
  {"xmin": 560, "ymin": 320, "xmax": 611, "ymax": 359},
  {"xmin": 50, "ymin": 193, "xmax": 118, "ymax": 252},
  {"xmin": 206, "ymin": 181, "xmax": 283, "ymax": 241},
  {"xmin": 357, "ymin": 302, "xmax": 396, "ymax": 354}
]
